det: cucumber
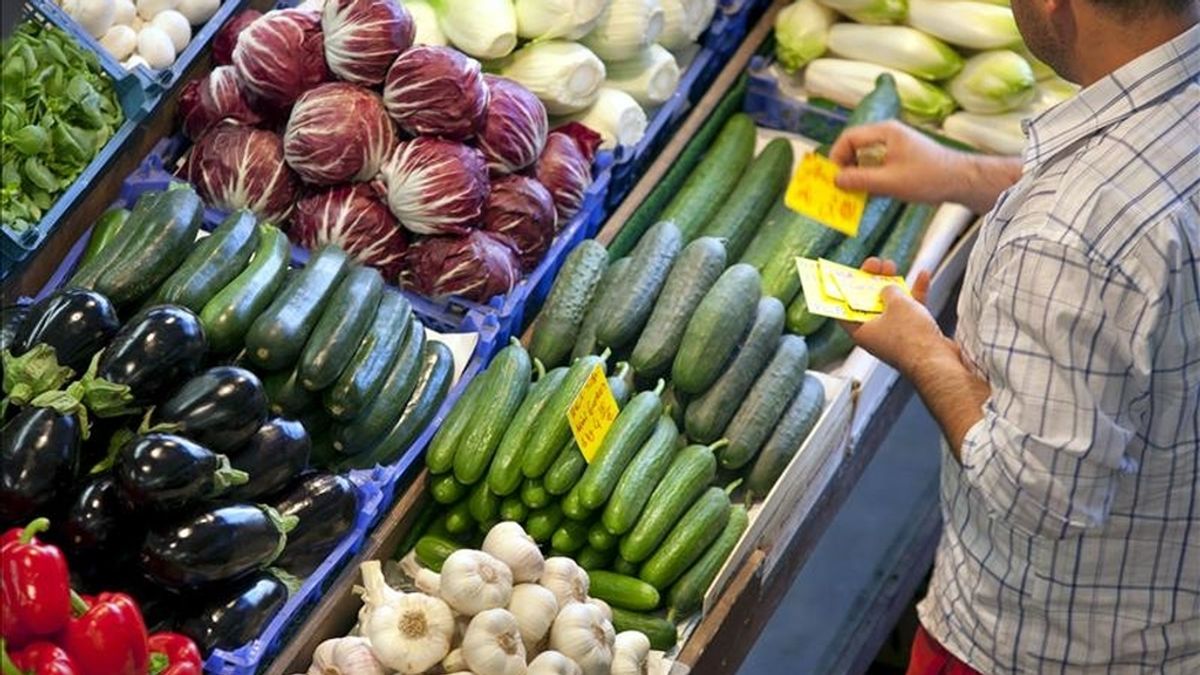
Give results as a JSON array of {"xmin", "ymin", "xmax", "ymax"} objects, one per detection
[
  {"xmin": 588, "ymin": 570, "xmax": 660, "ymax": 611},
  {"xmin": 700, "ymin": 138, "xmax": 794, "ymax": 259},
  {"xmin": 200, "ymin": 225, "xmax": 290, "ymax": 354},
  {"xmin": 588, "ymin": 521, "xmax": 617, "ymax": 551},
  {"xmin": 428, "ymin": 363, "xmax": 494, "ymax": 475},
  {"xmin": 719, "ymin": 335, "xmax": 810, "ymax": 469},
  {"xmin": 601, "ymin": 414, "xmax": 679, "ymax": 535},
  {"xmin": 324, "ymin": 291, "xmax": 413, "ymax": 421},
  {"xmin": 747, "ymin": 374, "xmax": 826, "ymax": 497},
  {"xmin": 662, "ymin": 384, "xmax": 688, "ymax": 429},
  {"xmin": 684, "ymin": 297, "xmax": 786, "ymax": 443},
  {"xmin": 672, "ymin": 264, "xmax": 762, "ymax": 394},
  {"xmin": 607, "ymin": 361, "xmax": 635, "ymax": 405},
  {"xmin": 807, "ymin": 320, "xmax": 856, "ymax": 369},
  {"xmin": 522, "ymin": 352, "xmax": 608, "ymax": 478},
  {"xmin": 445, "ymin": 501, "xmax": 474, "ymax": 535},
  {"xmin": 333, "ymin": 318, "xmax": 426, "ymax": 455},
  {"xmin": 573, "ymin": 257, "xmax": 632, "ymax": 360},
  {"xmin": 610, "ymin": 608, "xmax": 677, "ymax": 651},
  {"xmin": 544, "ymin": 439, "xmax": 587, "ymax": 496},
  {"xmin": 742, "ymin": 198, "xmax": 844, "ymax": 304},
  {"xmin": 414, "ymin": 535, "xmax": 460, "ymax": 572},
  {"xmin": 525, "ymin": 503, "xmax": 563, "ymax": 544},
  {"xmin": 612, "ymin": 556, "xmax": 639, "ymax": 577},
  {"xmin": 596, "ymin": 221, "xmax": 683, "ymax": 351},
  {"xmin": 454, "ymin": 340, "xmax": 533, "ymax": 484},
  {"xmin": 261, "ymin": 364, "xmax": 316, "ymax": 417},
  {"xmin": 658, "ymin": 114, "xmax": 758, "ymax": 242},
  {"xmin": 878, "ymin": 202, "xmax": 936, "ymax": 275},
  {"xmin": 550, "ymin": 519, "xmax": 590, "ymax": 553},
  {"xmin": 71, "ymin": 191, "xmax": 162, "ymax": 289},
  {"xmin": 667, "ymin": 504, "xmax": 749, "ymax": 618},
  {"xmin": 562, "ymin": 487, "xmax": 591, "ymax": 521},
  {"xmin": 845, "ymin": 72, "xmax": 903, "ymax": 128},
  {"xmin": 639, "ymin": 485, "xmax": 733, "ymax": 590},
  {"xmin": 468, "ymin": 480, "xmax": 500, "ymax": 523},
  {"xmin": 430, "ymin": 473, "xmax": 468, "ymax": 504},
  {"xmin": 246, "ymin": 246, "xmax": 350, "ymax": 371},
  {"xmin": 576, "ymin": 545, "xmax": 614, "ymax": 571},
  {"xmin": 299, "ymin": 266, "xmax": 384, "ymax": 390},
  {"xmin": 154, "ymin": 210, "xmax": 259, "ymax": 312},
  {"xmin": 95, "ymin": 187, "xmax": 205, "ymax": 305},
  {"xmin": 576, "ymin": 383, "xmax": 666, "ymax": 510},
  {"xmin": 488, "ymin": 366, "xmax": 569, "ymax": 495},
  {"xmin": 619, "ymin": 442, "xmax": 720, "ymax": 563},
  {"xmin": 520, "ymin": 478, "xmax": 552, "ymax": 509},
  {"xmin": 629, "ymin": 237, "xmax": 727, "ymax": 378},
  {"xmin": 530, "ymin": 240, "xmax": 609, "ymax": 369},
  {"xmin": 352, "ymin": 338, "xmax": 453, "ymax": 469},
  {"xmin": 499, "ymin": 495, "xmax": 528, "ymax": 522},
  {"xmin": 79, "ymin": 208, "xmax": 129, "ymax": 269}
]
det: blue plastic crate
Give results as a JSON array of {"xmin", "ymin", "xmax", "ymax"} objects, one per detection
[{"xmin": 744, "ymin": 55, "xmax": 851, "ymax": 145}]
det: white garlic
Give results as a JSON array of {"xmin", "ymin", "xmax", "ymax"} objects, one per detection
[
  {"xmin": 508, "ymin": 583, "xmax": 558, "ymax": 655},
  {"xmin": 610, "ymin": 631, "xmax": 651, "ymax": 675},
  {"xmin": 440, "ymin": 549, "xmax": 514, "ymax": 616},
  {"xmin": 414, "ymin": 568, "xmax": 441, "ymax": 596},
  {"xmin": 527, "ymin": 650, "xmax": 583, "ymax": 675},
  {"xmin": 483, "ymin": 521, "xmax": 546, "ymax": 583},
  {"xmin": 585, "ymin": 598, "xmax": 612, "ymax": 623},
  {"xmin": 441, "ymin": 647, "xmax": 468, "ymax": 672},
  {"xmin": 306, "ymin": 636, "xmax": 386, "ymax": 675},
  {"xmin": 357, "ymin": 561, "xmax": 454, "ymax": 674},
  {"xmin": 540, "ymin": 557, "xmax": 589, "ymax": 609},
  {"xmin": 463, "ymin": 608, "xmax": 528, "ymax": 675},
  {"xmin": 549, "ymin": 603, "xmax": 613, "ymax": 675}
]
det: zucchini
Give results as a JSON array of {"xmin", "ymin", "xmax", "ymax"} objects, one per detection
[
  {"xmin": 468, "ymin": 480, "xmax": 500, "ymax": 523},
  {"xmin": 522, "ymin": 352, "xmax": 609, "ymax": 478},
  {"xmin": 588, "ymin": 570, "xmax": 660, "ymax": 611},
  {"xmin": 562, "ymin": 486, "xmax": 591, "ymax": 521},
  {"xmin": 658, "ymin": 114, "xmax": 758, "ymax": 242},
  {"xmin": 499, "ymin": 495, "xmax": 528, "ymax": 522},
  {"xmin": 430, "ymin": 473, "xmax": 468, "ymax": 504},
  {"xmin": 577, "ymin": 383, "xmax": 666, "ymax": 510},
  {"xmin": 454, "ymin": 340, "xmax": 533, "ymax": 484},
  {"xmin": 596, "ymin": 221, "xmax": 683, "ymax": 351},
  {"xmin": 544, "ymin": 439, "xmax": 586, "ymax": 496},
  {"xmin": 95, "ymin": 187, "xmax": 205, "ymax": 305},
  {"xmin": 154, "ymin": 209, "xmax": 258, "ymax": 312},
  {"xmin": 525, "ymin": 503, "xmax": 563, "ymax": 544},
  {"xmin": 550, "ymin": 519, "xmax": 590, "ymax": 553},
  {"xmin": 601, "ymin": 414, "xmax": 679, "ymax": 536},
  {"xmin": 415, "ymin": 535, "xmax": 460, "ymax": 572},
  {"xmin": 324, "ymin": 291, "xmax": 413, "ymax": 421},
  {"xmin": 573, "ymin": 257, "xmax": 632, "ymax": 360},
  {"xmin": 333, "ymin": 318, "xmax": 426, "ymax": 455},
  {"xmin": 667, "ymin": 504, "xmax": 749, "ymax": 618},
  {"xmin": 588, "ymin": 521, "xmax": 617, "ymax": 551},
  {"xmin": 629, "ymin": 237, "xmax": 727, "ymax": 378},
  {"xmin": 747, "ymin": 374, "xmax": 826, "ymax": 497},
  {"xmin": 79, "ymin": 208, "xmax": 129, "ymax": 269},
  {"xmin": 672, "ymin": 264, "xmax": 762, "ymax": 394},
  {"xmin": 576, "ymin": 545, "xmax": 614, "ymax": 571},
  {"xmin": 610, "ymin": 607, "xmax": 677, "ymax": 651},
  {"xmin": 878, "ymin": 202, "xmax": 936, "ymax": 276},
  {"xmin": 246, "ymin": 246, "xmax": 350, "ymax": 371},
  {"xmin": 700, "ymin": 138, "xmax": 794, "ymax": 259},
  {"xmin": 71, "ymin": 191, "xmax": 162, "ymax": 289},
  {"xmin": 684, "ymin": 297, "xmax": 786, "ymax": 443},
  {"xmin": 520, "ymin": 477, "xmax": 552, "ymax": 510},
  {"xmin": 199, "ymin": 225, "xmax": 290, "ymax": 355},
  {"xmin": 299, "ymin": 265, "xmax": 384, "ymax": 390},
  {"xmin": 719, "ymin": 335, "xmax": 810, "ymax": 469},
  {"xmin": 619, "ymin": 442, "xmax": 720, "ymax": 563},
  {"xmin": 742, "ymin": 198, "xmax": 844, "ymax": 304},
  {"xmin": 427, "ymin": 364, "xmax": 494, "ymax": 475},
  {"xmin": 261, "ymin": 364, "xmax": 316, "ymax": 417},
  {"xmin": 612, "ymin": 556, "xmax": 639, "ymax": 577},
  {"xmin": 807, "ymin": 320, "xmax": 856, "ymax": 370},
  {"xmin": 639, "ymin": 485, "xmax": 733, "ymax": 590},
  {"xmin": 445, "ymin": 500, "xmax": 474, "ymax": 535},
  {"xmin": 488, "ymin": 366, "xmax": 569, "ymax": 495},
  {"xmin": 530, "ymin": 240, "xmax": 609, "ymax": 369}
]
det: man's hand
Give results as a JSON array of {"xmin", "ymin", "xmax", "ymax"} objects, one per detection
[{"xmin": 839, "ymin": 257, "xmax": 948, "ymax": 377}]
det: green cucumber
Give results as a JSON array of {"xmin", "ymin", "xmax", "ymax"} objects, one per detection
[
  {"xmin": 200, "ymin": 225, "xmax": 290, "ymax": 354},
  {"xmin": 95, "ymin": 187, "xmax": 205, "ymax": 305},
  {"xmin": 520, "ymin": 477, "xmax": 552, "ymax": 509},
  {"xmin": 414, "ymin": 535, "xmax": 460, "ymax": 572},
  {"xmin": 747, "ymin": 374, "xmax": 826, "ymax": 497},
  {"xmin": 878, "ymin": 203, "xmax": 936, "ymax": 276},
  {"xmin": 576, "ymin": 545, "xmax": 614, "ymax": 571},
  {"xmin": 70, "ymin": 191, "xmax": 161, "ymax": 289},
  {"xmin": 576, "ymin": 382, "xmax": 667, "ymax": 509},
  {"xmin": 610, "ymin": 608, "xmax": 677, "ymax": 651},
  {"xmin": 79, "ymin": 208, "xmax": 129, "ymax": 268},
  {"xmin": 601, "ymin": 414, "xmax": 679, "ymax": 535},
  {"xmin": 573, "ymin": 257, "xmax": 632, "ymax": 360},
  {"xmin": 488, "ymin": 366, "xmax": 569, "ymax": 495},
  {"xmin": 619, "ymin": 442, "xmax": 720, "ymax": 563},
  {"xmin": 684, "ymin": 297, "xmax": 786, "ymax": 443},
  {"xmin": 428, "ymin": 363, "xmax": 494, "ymax": 475},
  {"xmin": 525, "ymin": 503, "xmax": 563, "ymax": 544},
  {"xmin": 324, "ymin": 291, "xmax": 413, "ymax": 421},
  {"xmin": 499, "ymin": 495, "xmax": 528, "ymax": 522},
  {"xmin": 672, "ymin": 264, "xmax": 762, "ymax": 394},
  {"xmin": 430, "ymin": 473, "xmax": 468, "ymax": 504},
  {"xmin": 154, "ymin": 210, "xmax": 258, "ymax": 312},
  {"xmin": 530, "ymin": 240, "xmax": 609, "ymax": 369},
  {"xmin": 333, "ymin": 318, "xmax": 426, "ymax": 455},
  {"xmin": 544, "ymin": 439, "xmax": 586, "ymax": 496},
  {"xmin": 588, "ymin": 521, "xmax": 617, "ymax": 551},
  {"xmin": 468, "ymin": 480, "xmax": 500, "ymax": 523},
  {"xmin": 261, "ymin": 364, "xmax": 316, "ymax": 417},
  {"xmin": 658, "ymin": 114, "xmax": 758, "ymax": 241},
  {"xmin": 844, "ymin": 73, "xmax": 903, "ymax": 128},
  {"xmin": 445, "ymin": 500, "xmax": 474, "ymax": 535},
  {"xmin": 612, "ymin": 556, "xmax": 639, "ymax": 577},
  {"xmin": 742, "ymin": 198, "xmax": 844, "ymax": 304},
  {"xmin": 299, "ymin": 266, "xmax": 384, "ymax": 390},
  {"xmin": 719, "ymin": 335, "xmax": 810, "ymax": 469},
  {"xmin": 607, "ymin": 361, "xmax": 635, "ymax": 405},
  {"xmin": 454, "ymin": 340, "xmax": 533, "ymax": 484},
  {"xmin": 522, "ymin": 352, "xmax": 608, "ymax": 478},
  {"xmin": 550, "ymin": 519, "xmax": 590, "ymax": 553},
  {"xmin": 596, "ymin": 221, "xmax": 683, "ymax": 351},
  {"xmin": 639, "ymin": 485, "xmax": 733, "ymax": 590},
  {"xmin": 662, "ymin": 384, "xmax": 688, "ymax": 430},
  {"xmin": 667, "ymin": 504, "xmax": 749, "ymax": 618},
  {"xmin": 630, "ymin": 237, "xmax": 727, "ymax": 378},
  {"xmin": 588, "ymin": 570, "xmax": 661, "ymax": 611},
  {"xmin": 562, "ymin": 487, "xmax": 592, "ymax": 521},
  {"xmin": 807, "ymin": 321, "xmax": 856, "ymax": 369},
  {"xmin": 700, "ymin": 138, "xmax": 794, "ymax": 259},
  {"xmin": 246, "ymin": 246, "xmax": 350, "ymax": 371}
]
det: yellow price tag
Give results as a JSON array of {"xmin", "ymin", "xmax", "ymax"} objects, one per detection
[
  {"xmin": 784, "ymin": 153, "xmax": 868, "ymax": 237},
  {"xmin": 567, "ymin": 364, "xmax": 620, "ymax": 463}
]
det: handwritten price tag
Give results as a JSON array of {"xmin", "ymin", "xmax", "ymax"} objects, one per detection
[
  {"xmin": 567, "ymin": 364, "xmax": 620, "ymax": 463},
  {"xmin": 784, "ymin": 153, "xmax": 867, "ymax": 237}
]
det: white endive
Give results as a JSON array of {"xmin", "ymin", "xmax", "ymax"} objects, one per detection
[
  {"xmin": 407, "ymin": 0, "xmax": 447, "ymax": 46},
  {"xmin": 826, "ymin": 24, "xmax": 963, "ymax": 81},
  {"xmin": 463, "ymin": 608, "xmax": 528, "ymax": 675},
  {"xmin": 604, "ymin": 44, "xmax": 681, "ymax": 106},
  {"xmin": 805, "ymin": 58, "xmax": 957, "ymax": 123},
  {"xmin": 1036, "ymin": 77, "xmax": 1079, "ymax": 107},
  {"xmin": 773, "ymin": 0, "xmax": 835, "ymax": 72},
  {"xmin": 947, "ymin": 50, "xmax": 1036, "ymax": 113},
  {"xmin": 501, "ymin": 41, "xmax": 607, "ymax": 114},
  {"xmin": 440, "ymin": 549, "xmax": 514, "ymax": 616},
  {"xmin": 357, "ymin": 561, "xmax": 455, "ymax": 674},
  {"xmin": 658, "ymin": 0, "xmax": 714, "ymax": 50},
  {"xmin": 528, "ymin": 650, "xmax": 584, "ymax": 675},
  {"xmin": 815, "ymin": 0, "xmax": 906, "ymax": 25},
  {"xmin": 515, "ymin": 0, "xmax": 610, "ymax": 41},
  {"xmin": 438, "ymin": 0, "xmax": 518, "ymax": 59},
  {"xmin": 942, "ymin": 110, "xmax": 1027, "ymax": 155},
  {"xmin": 906, "ymin": 0, "xmax": 1021, "ymax": 50},
  {"xmin": 566, "ymin": 88, "xmax": 648, "ymax": 149},
  {"xmin": 549, "ymin": 602, "xmax": 615, "ymax": 675},
  {"xmin": 581, "ymin": 0, "xmax": 665, "ymax": 61}
]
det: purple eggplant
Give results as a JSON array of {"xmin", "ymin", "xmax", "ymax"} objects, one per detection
[
  {"xmin": 0, "ymin": 407, "xmax": 81, "ymax": 526},
  {"xmin": 225, "ymin": 418, "xmax": 311, "ymax": 501},
  {"xmin": 176, "ymin": 572, "xmax": 291, "ymax": 655},
  {"xmin": 62, "ymin": 474, "xmax": 140, "ymax": 585},
  {"xmin": 0, "ymin": 303, "xmax": 31, "ymax": 355},
  {"xmin": 271, "ymin": 473, "xmax": 358, "ymax": 577},
  {"xmin": 97, "ymin": 305, "xmax": 207, "ymax": 405},
  {"xmin": 114, "ymin": 433, "xmax": 247, "ymax": 515},
  {"xmin": 151, "ymin": 367, "xmax": 267, "ymax": 454},
  {"xmin": 12, "ymin": 289, "xmax": 119, "ymax": 374}
]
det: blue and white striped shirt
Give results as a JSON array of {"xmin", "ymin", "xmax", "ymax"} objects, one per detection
[{"xmin": 919, "ymin": 23, "xmax": 1200, "ymax": 674}]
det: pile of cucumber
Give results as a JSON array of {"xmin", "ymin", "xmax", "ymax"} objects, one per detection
[{"xmin": 68, "ymin": 186, "xmax": 454, "ymax": 471}]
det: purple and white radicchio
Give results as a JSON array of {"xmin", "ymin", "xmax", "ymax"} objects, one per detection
[
  {"xmin": 283, "ymin": 83, "xmax": 396, "ymax": 185},
  {"xmin": 535, "ymin": 126, "xmax": 599, "ymax": 220},
  {"xmin": 232, "ymin": 8, "xmax": 329, "ymax": 109},
  {"xmin": 178, "ymin": 66, "xmax": 263, "ymax": 140},
  {"xmin": 382, "ymin": 46, "xmax": 489, "ymax": 140},
  {"xmin": 401, "ymin": 230, "xmax": 521, "ymax": 302},
  {"xmin": 291, "ymin": 184, "xmax": 409, "ymax": 279},
  {"xmin": 322, "ymin": 0, "xmax": 415, "ymax": 86},
  {"xmin": 377, "ymin": 137, "xmax": 490, "ymax": 235},
  {"xmin": 479, "ymin": 75, "xmax": 548, "ymax": 175},
  {"xmin": 212, "ymin": 10, "xmax": 261, "ymax": 66},
  {"xmin": 186, "ymin": 124, "xmax": 301, "ymax": 223},
  {"xmin": 482, "ymin": 175, "xmax": 557, "ymax": 271}
]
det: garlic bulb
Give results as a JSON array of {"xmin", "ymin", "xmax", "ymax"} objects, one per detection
[
  {"xmin": 483, "ymin": 521, "xmax": 545, "ymax": 583},
  {"xmin": 442, "ymin": 647, "xmax": 468, "ymax": 672},
  {"xmin": 540, "ymin": 557, "xmax": 589, "ymax": 608},
  {"xmin": 358, "ymin": 561, "xmax": 454, "ymax": 674},
  {"xmin": 549, "ymin": 602, "xmax": 614, "ymax": 675},
  {"xmin": 307, "ymin": 636, "xmax": 386, "ymax": 675},
  {"xmin": 414, "ymin": 568, "xmax": 441, "ymax": 596},
  {"xmin": 610, "ymin": 631, "xmax": 651, "ymax": 675},
  {"xmin": 586, "ymin": 598, "xmax": 612, "ymax": 623},
  {"xmin": 441, "ymin": 550, "xmax": 514, "ymax": 616},
  {"xmin": 527, "ymin": 650, "xmax": 584, "ymax": 675},
  {"xmin": 463, "ymin": 608, "xmax": 528, "ymax": 675},
  {"xmin": 509, "ymin": 583, "xmax": 559, "ymax": 654}
]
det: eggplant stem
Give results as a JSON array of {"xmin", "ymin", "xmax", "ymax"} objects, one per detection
[{"xmin": 211, "ymin": 454, "xmax": 250, "ymax": 492}]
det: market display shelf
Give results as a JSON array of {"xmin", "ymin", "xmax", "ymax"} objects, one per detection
[{"xmin": 744, "ymin": 54, "xmax": 852, "ymax": 147}]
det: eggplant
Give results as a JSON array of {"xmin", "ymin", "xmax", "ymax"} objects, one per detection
[
  {"xmin": 176, "ymin": 572, "xmax": 290, "ymax": 655},
  {"xmin": 0, "ymin": 407, "xmax": 81, "ymax": 526},
  {"xmin": 0, "ymin": 303, "xmax": 31, "ymax": 354},
  {"xmin": 225, "ymin": 418, "xmax": 311, "ymax": 501},
  {"xmin": 62, "ymin": 474, "xmax": 140, "ymax": 585},
  {"xmin": 114, "ymin": 433, "xmax": 248, "ymax": 514},
  {"xmin": 11, "ymin": 289, "xmax": 119, "ymax": 374},
  {"xmin": 98, "ymin": 305, "xmax": 207, "ymax": 405},
  {"xmin": 140, "ymin": 503, "xmax": 292, "ymax": 590},
  {"xmin": 152, "ymin": 367, "xmax": 268, "ymax": 454},
  {"xmin": 271, "ymin": 473, "xmax": 358, "ymax": 577}
]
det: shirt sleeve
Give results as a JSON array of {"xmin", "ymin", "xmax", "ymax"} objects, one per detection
[{"xmin": 959, "ymin": 234, "xmax": 1158, "ymax": 540}]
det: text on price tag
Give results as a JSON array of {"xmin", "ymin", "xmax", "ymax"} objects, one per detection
[
  {"xmin": 784, "ymin": 153, "xmax": 868, "ymax": 237},
  {"xmin": 567, "ymin": 364, "xmax": 620, "ymax": 463}
]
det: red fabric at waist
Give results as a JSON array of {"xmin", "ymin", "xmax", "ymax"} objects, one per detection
[{"xmin": 906, "ymin": 625, "xmax": 984, "ymax": 675}]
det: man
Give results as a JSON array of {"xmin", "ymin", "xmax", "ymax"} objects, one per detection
[{"xmin": 828, "ymin": 0, "xmax": 1199, "ymax": 671}]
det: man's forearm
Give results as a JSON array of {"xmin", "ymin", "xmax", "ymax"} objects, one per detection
[
  {"xmin": 952, "ymin": 154, "xmax": 1023, "ymax": 214},
  {"xmin": 902, "ymin": 342, "xmax": 991, "ymax": 462}
]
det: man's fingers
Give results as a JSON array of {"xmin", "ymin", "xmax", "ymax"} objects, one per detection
[
  {"xmin": 913, "ymin": 270, "xmax": 932, "ymax": 304},
  {"xmin": 861, "ymin": 257, "xmax": 884, "ymax": 274},
  {"xmin": 880, "ymin": 284, "xmax": 908, "ymax": 306},
  {"xmin": 880, "ymin": 258, "xmax": 898, "ymax": 276},
  {"xmin": 829, "ymin": 124, "xmax": 891, "ymax": 167}
]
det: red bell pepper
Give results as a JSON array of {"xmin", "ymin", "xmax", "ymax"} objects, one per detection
[
  {"xmin": 158, "ymin": 664, "xmax": 201, "ymax": 675},
  {"xmin": 1, "ymin": 519, "xmax": 72, "ymax": 646},
  {"xmin": 147, "ymin": 633, "xmax": 201, "ymax": 675},
  {"xmin": 5, "ymin": 641, "xmax": 79, "ymax": 675},
  {"xmin": 62, "ymin": 593, "xmax": 148, "ymax": 675}
]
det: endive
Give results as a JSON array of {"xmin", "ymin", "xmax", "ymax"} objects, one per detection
[
  {"xmin": 942, "ymin": 110, "xmax": 1027, "ymax": 155},
  {"xmin": 514, "ymin": 0, "xmax": 610, "ymax": 41},
  {"xmin": 501, "ymin": 41, "xmax": 607, "ymax": 114},
  {"xmin": 581, "ymin": 0, "xmax": 665, "ymax": 61},
  {"xmin": 408, "ymin": 0, "xmax": 447, "ymax": 46},
  {"xmin": 815, "ymin": 0, "xmax": 907, "ymax": 25},
  {"xmin": 659, "ymin": 0, "xmax": 717, "ymax": 50},
  {"xmin": 906, "ymin": 0, "xmax": 1021, "ymax": 50},
  {"xmin": 774, "ymin": 0, "xmax": 835, "ymax": 72},
  {"xmin": 826, "ymin": 24, "xmax": 963, "ymax": 80},
  {"xmin": 438, "ymin": 0, "xmax": 519, "ymax": 59},
  {"xmin": 604, "ymin": 43, "xmax": 681, "ymax": 106},
  {"xmin": 947, "ymin": 50, "xmax": 1036, "ymax": 113},
  {"xmin": 805, "ymin": 58, "xmax": 957, "ymax": 123},
  {"xmin": 564, "ymin": 88, "xmax": 648, "ymax": 149}
]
